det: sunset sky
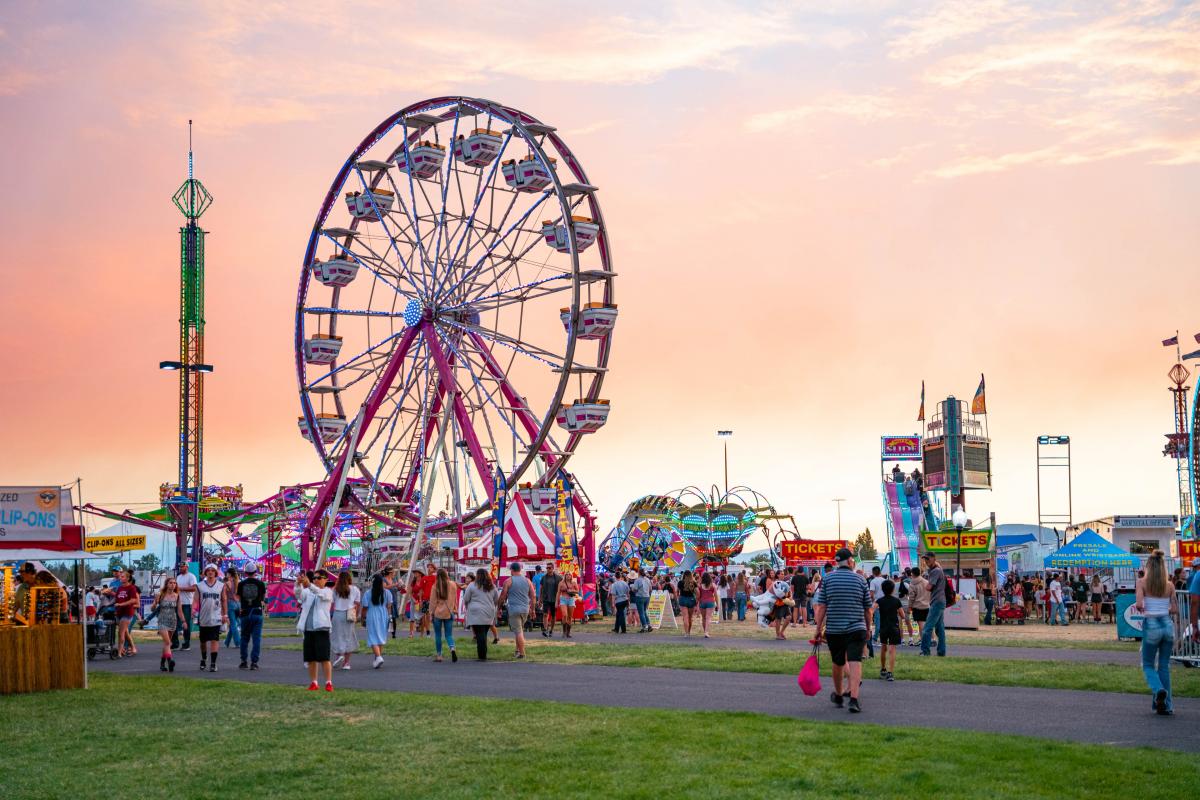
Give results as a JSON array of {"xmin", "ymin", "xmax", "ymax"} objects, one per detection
[{"xmin": 2, "ymin": 1, "xmax": 1199, "ymax": 554}]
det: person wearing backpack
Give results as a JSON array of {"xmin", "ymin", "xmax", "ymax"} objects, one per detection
[{"xmin": 919, "ymin": 553, "xmax": 948, "ymax": 657}]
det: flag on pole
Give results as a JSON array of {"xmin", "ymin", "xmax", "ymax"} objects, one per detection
[
  {"xmin": 917, "ymin": 381, "xmax": 925, "ymax": 422},
  {"xmin": 492, "ymin": 467, "xmax": 507, "ymax": 562},
  {"xmin": 1193, "ymin": 332, "xmax": 1200, "ymax": 344},
  {"xmin": 971, "ymin": 374, "xmax": 987, "ymax": 415},
  {"xmin": 1163, "ymin": 335, "xmax": 1179, "ymax": 346},
  {"xmin": 1183, "ymin": 349, "xmax": 1200, "ymax": 361}
]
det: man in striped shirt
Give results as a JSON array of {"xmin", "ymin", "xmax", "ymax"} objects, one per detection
[{"xmin": 814, "ymin": 547, "xmax": 872, "ymax": 713}]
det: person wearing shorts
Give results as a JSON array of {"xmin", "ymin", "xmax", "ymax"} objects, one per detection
[
  {"xmin": 195, "ymin": 564, "xmax": 227, "ymax": 672},
  {"xmin": 814, "ymin": 548, "xmax": 872, "ymax": 714},
  {"xmin": 556, "ymin": 573, "xmax": 579, "ymax": 639},
  {"xmin": 498, "ymin": 562, "xmax": 534, "ymax": 659},
  {"xmin": 539, "ymin": 564, "xmax": 562, "ymax": 637},
  {"xmin": 874, "ymin": 579, "xmax": 906, "ymax": 681}
]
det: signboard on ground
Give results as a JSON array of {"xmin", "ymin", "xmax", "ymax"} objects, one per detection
[
  {"xmin": 646, "ymin": 590, "xmax": 676, "ymax": 630},
  {"xmin": 881, "ymin": 435, "xmax": 922, "ymax": 461},
  {"xmin": 921, "ymin": 529, "xmax": 994, "ymax": 554},
  {"xmin": 86, "ymin": 534, "xmax": 148, "ymax": 552},
  {"xmin": 0, "ymin": 486, "xmax": 73, "ymax": 543}
]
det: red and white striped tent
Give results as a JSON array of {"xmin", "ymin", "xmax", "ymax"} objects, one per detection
[{"xmin": 454, "ymin": 493, "xmax": 558, "ymax": 561}]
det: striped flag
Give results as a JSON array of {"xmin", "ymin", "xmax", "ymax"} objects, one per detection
[
  {"xmin": 971, "ymin": 374, "xmax": 986, "ymax": 415},
  {"xmin": 1183, "ymin": 349, "xmax": 1200, "ymax": 361},
  {"xmin": 1163, "ymin": 335, "xmax": 1179, "ymax": 346},
  {"xmin": 917, "ymin": 380, "xmax": 925, "ymax": 422}
]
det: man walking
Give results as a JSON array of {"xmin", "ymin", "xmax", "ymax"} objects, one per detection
[
  {"xmin": 1049, "ymin": 573, "xmax": 1069, "ymax": 626},
  {"xmin": 195, "ymin": 564, "xmax": 227, "ymax": 671},
  {"xmin": 632, "ymin": 569, "xmax": 652, "ymax": 632},
  {"xmin": 539, "ymin": 563, "xmax": 562, "ymax": 637},
  {"xmin": 610, "ymin": 573, "xmax": 631, "ymax": 633},
  {"xmin": 868, "ymin": 566, "xmax": 885, "ymax": 644},
  {"xmin": 919, "ymin": 553, "xmax": 947, "ymax": 657},
  {"xmin": 813, "ymin": 547, "xmax": 872, "ymax": 713},
  {"xmin": 497, "ymin": 562, "xmax": 535, "ymax": 659},
  {"xmin": 172, "ymin": 563, "xmax": 198, "ymax": 651},
  {"xmin": 790, "ymin": 568, "xmax": 808, "ymax": 627},
  {"xmin": 236, "ymin": 562, "xmax": 267, "ymax": 670}
]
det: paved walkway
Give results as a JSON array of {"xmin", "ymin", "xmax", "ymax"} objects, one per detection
[
  {"xmin": 558, "ymin": 629, "xmax": 1141, "ymax": 665},
  {"xmin": 92, "ymin": 649, "xmax": 1195, "ymax": 752}
]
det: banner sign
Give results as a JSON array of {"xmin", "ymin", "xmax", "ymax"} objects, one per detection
[
  {"xmin": 0, "ymin": 486, "xmax": 73, "ymax": 543},
  {"xmin": 86, "ymin": 534, "xmax": 148, "ymax": 552},
  {"xmin": 780, "ymin": 540, "xmax": 850, "ymax": 563},
  {"xmin": 1113, "ymin": 516, "xmax": 1177, "ymax": 528},
  {"xmin": 881, "ymin": 435, "xmax": 921, "ymax": 461},
  {"xmin": 921, "ymin": 529, "xmax": 994, "ymax": 554},
  {"xmin": 1179, "ymin": 540, "xmax": 1200, "ymax": 561}
]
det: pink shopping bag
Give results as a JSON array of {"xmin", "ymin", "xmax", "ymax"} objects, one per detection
[{"xmin": 797, "ymin": 643, "xmax": 821, "ymax": 696}]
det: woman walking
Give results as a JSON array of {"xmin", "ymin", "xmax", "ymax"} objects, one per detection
[
  {"xmin": 430, "ymin": 568, "xmax": 460, "ymax": 663},
  {"xmin": 556, "ymin": 571, "xmax": 579, "ymax": 638},
  {"xmin": 331, "ymin": 570, "xmax": 361, "ymax": 670},
  {"xmin": 223, "ymin": 567, "xmax": 241, "ymax": 650},
  {"xmin": 462, "ymin": 568, "xmax": 499, "ymax": 661},
  {"xmin": 114, "ymin": 569, "xmax": 140, "ymax": 657},
  {"xmin": 718, "ymin": 574, "xmax": 731, "ymax": 621},
  {"xmin": 678, "ymin": 570, "xmax": 698, "ymax": 636},
  {"xmin": 697, "ymin": 572, "xmax": 717, "ymax": 638},
  {"xmin": 1137, "ymin": 551, "xmax": 1178, "ymax": 715},
  {"xmin": 295, "ymin": 569, "xmax": 335, "ymax": 691},
  {"xmin": 363, "ymin": 573, "xmax": 392, "ymax": 669},
  {"xmin": 152, "ymin": 577, "xmax": 181, "ymax": 672},
  {"xmin": 734, "ymin": 572, "xmax": 749, "ymax": 621}
]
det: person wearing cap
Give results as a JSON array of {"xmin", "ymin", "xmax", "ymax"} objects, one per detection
[
  {"xmin": 919, "ymin": 553, "xmax": 947, "ymax": 657},
  {"xmin": 236, "ymin": 562, "xmax": 268, "ymax": 670},
  {"xmin": 1189, "ymin": 557, "xmax": 1200, "ymax": 644},
  {"xmin": 813, "ymin": 547, "xmax": 872, "ymax": 713},
  {"xmin": 172, "ymin": 563, "xmax": 198, "ymax": 651},
  {"xmin": 196, "ymin": 564, "xmax": 228, "ymax": 671},
  {"xmin": 295, "ymin": 569, "xmax": 335, "ymax": 691},
  {"xmin": 11, "ymin": 562, "xmax": 37, "ymax": 623}
]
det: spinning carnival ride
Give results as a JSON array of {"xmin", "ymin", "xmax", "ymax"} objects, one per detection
[
  {"xmin": 600, "ymin": 487, "xmax": 799, "ymax": 571},
  {"xmin": 295, "ymin": 97, "xmax": 616, "ymax": 574}
]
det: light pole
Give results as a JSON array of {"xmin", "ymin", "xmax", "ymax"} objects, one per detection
[
  {"xmin": 951, "ymin": 506, "xmax": 968, "ymax": 593},
  {"xmin": 832, "ymin": 498, "xmax": 846, "ymax": 538},
  {"xmin": 717, "ymin": 431, "xmax": 732, "ymax": 493}
]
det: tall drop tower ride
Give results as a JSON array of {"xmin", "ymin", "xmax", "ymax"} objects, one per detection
[{"xmin": 162, "ymin": 121, "xmax": 213, "ymax": 564}]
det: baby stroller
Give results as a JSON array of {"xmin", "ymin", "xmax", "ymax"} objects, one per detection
[{"xmin": 87, "ymin": 613, "xmax": 118, "ymax": 660}]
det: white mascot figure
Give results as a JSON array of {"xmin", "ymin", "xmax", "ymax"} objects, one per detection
[{"xmin": 749, "ymin": 580, "xmax": 793, "ymax": 628}]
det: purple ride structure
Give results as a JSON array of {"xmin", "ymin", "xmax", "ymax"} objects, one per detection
[{"xmin": 295, "ymin": 97, "xmax": 615, "ymax": 576}]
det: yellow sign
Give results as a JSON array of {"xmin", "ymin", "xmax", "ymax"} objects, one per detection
[
  {"xmin": 646, "ymin": 590, "xmax": 676, "ymax": 630},
  {"xmin": 86, "ymin": 534, "xmax": 147, "ymax": 552},
  {"xmin": 921, "ymin": 530, "xmax": 993, "ymax": 554}
]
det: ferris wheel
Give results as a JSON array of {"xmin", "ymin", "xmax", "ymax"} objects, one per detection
[{"xmin": 296, "ymin": 97, "xmax": 616, "ymax": 537}]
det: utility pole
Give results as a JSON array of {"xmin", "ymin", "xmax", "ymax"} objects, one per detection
[
  {"xmin": 717, "ymin": 431, "xmax": 733, "ymax": 494},
  {"xmin": 833, "ymin": 498, "xmax": 846, "ymax": 538}
]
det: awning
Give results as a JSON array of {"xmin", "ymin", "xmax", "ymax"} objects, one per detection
[
  {"xmin": 1043, "ymin": 528, "xmax": 1139, "ymax": 569},
  {"xmin": 453, "ymin": 507, "xmax": 558, "ymax": 562},
  {"xmin": 455, "ymin": 532, "xmax": 496, "ymax": 561}
]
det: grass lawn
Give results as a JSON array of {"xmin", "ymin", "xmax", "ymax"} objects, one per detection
[
  {"xmin": 2, "ymin": 673, "xmax": 1195, "ymax": 799},
  {"xmin": 314, "ymin": 638, "xmax": 1200, "ymax": 698}
]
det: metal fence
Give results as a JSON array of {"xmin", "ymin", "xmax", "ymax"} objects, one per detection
[{"xmin": 1172, "ymin": 589, "xmax": 1200, "ymax": 667}]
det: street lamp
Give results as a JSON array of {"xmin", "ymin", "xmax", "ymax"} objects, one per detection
[
  {"xmin": 832, "ymin": 498, "xmax": 846, "ymax": 538},
  {"xmin": 951, "ymin": 505, "xmax": 969, "ymax": 595},
  {"xmin": 159, "ymin": 360, "xmax": 214, "ymax": 373},
  {"xmin": 717, "ymin": 431, "xmax": 732, "ymax": 493}
]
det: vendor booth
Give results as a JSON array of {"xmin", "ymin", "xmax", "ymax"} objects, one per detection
[
  {"xmin": 1, "ymin": 485, "xmax": 98, "ymax": 694},
  {"xmin": 1043, "ymin": 529, "xmax": 1139, "ymax": 638},
  {"xmin": 921, "ymin": 526, "xmax": 996, "ymax": 630}
]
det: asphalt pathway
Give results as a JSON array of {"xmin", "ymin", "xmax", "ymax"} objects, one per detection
[
  {"xmin": 559, "ymin": 629, "xmax": 1141, "ymax": 665},
  {"xmin": 92, "ymin": 648, "xmax": 1195, "ymax": 752}
]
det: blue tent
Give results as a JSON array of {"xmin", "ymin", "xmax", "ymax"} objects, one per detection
[{"xmin": 1043, "ymin": 529, "xmax": 1138, "ymax": 569}]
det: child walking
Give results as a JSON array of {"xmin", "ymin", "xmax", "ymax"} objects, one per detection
[{"xmin": 874, "ymin": 579, "xmax": 907, "ymax": 682}]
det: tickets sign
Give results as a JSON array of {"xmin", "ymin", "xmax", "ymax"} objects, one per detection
[
  {"xmin": 0, "ymin": 486, "xmax": 73, "ymax": 542},
  {"xmin": 780, "ymin": 540, "xmax": 850, "ymax": 562},
  {"xmin": 881, "ymin": 435, "xmax": 922, "ymax": 461},
  {"xmin": 921, "ymin": 530, "xmax": 994, "ymax": 554},
  {"xmin": 86, "ymin": 534, "xmax": 148, "ymax": 552},
  {"xmin": 1179, "ymin": 540, "xmax": 1200, "ymax": 561}
]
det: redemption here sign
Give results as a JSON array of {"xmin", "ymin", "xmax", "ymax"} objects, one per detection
[
  {"xmin": 0, "ymin": 486, "xmax": 72, "ymax": 542},
  {"xmin": 921, "ymin": 530, "xmax": 994, "ymax": 554}
]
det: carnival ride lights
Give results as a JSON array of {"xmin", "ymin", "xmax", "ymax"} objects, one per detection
[{"xmin": 295, "ymin": 97, "xmax": 614, "ymax": 572}]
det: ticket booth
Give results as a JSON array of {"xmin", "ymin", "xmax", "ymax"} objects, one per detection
[{"xmin": 920, "ymin": 526, "xmax": 996, "ymax": 630}]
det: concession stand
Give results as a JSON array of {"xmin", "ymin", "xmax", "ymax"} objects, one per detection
[
  {"xmin": 1, "ymin": 485, "xmax": 99, "ymax": 694},
  {"xmin": 920, "ymin": 525, "xmax": 996, "ymax": 630}
]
